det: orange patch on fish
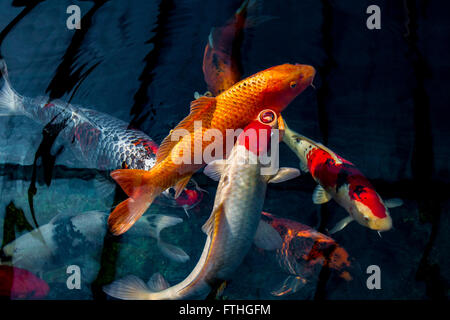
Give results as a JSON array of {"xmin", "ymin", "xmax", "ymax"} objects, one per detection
[{"xmin": 261, "ymin": 212, "xmax": 353, "ymax": 285}]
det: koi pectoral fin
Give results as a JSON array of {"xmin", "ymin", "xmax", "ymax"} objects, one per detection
[
  {"xmin": 147, "ymin": 273, "xmax": 170, "ymax": 292},
  {"xmin": 203, "ymin": 159, "xmax": 227, "ymax": 181},
  {"xmin": 254, "ymin": 220, "xmax": 283, "ymax": 250},
  {"xmin": 265, "ymin": 167, "xmax": 300, "ymax": 184},
  {"xmin": 328, "ymin": 216, "xmax": 354, "ymax": 234},
  {"xmin": 271, "ymin": 275, "xmax": 308, "ymax": 297},
  {"xmin": 385, "ymin": 198, "xmax": 403, "ymax": 209},
  {"xmin": 312, "ymin": 185, "xmax": 332, "ymax": 204}
]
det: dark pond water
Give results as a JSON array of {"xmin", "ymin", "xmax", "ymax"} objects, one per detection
[{"xmin": 0, "ymin": 0, "xmax": 448, "ymax": 300}]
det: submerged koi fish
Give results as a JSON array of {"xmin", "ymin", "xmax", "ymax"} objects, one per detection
[
  {"xmin": 0, "ymin": 211, "xmax": 189, "ymax": 278},
  {"xmin": 0, "ymin": 60, "xmax": 202, "ymax": 210},
  {"xmin": 202, "ymin": 0, "xmax": 251, "ymax": 95},
  {"xmin": 200, "ymin": 0, "xmax": 274, "ymax": 97},
  {"xmin": 169, "ymin": 183, "xmax": 205, "ymax": 217},
  {"xmin": 283, "ymin": 122, "xmax": 402, "ymax": 233},
  {"xmin": 0, "ymin": 266, "xmax": 49, "ymax": 299},
  {"xmin": 103, "ymin": 110, "xmax": 300, "ymax": 300},
  {"xmin": 260, "ymin": 212, "xmax": 352, "ymax": 296},
  {"xmin": 108, "ymin": 63, "xmax": 315, "ymax": 235}
]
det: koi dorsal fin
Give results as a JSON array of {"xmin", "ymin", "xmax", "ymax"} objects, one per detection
[
  {"xmin": 294, "ymin": 133, "xmax": 342, "ymax": 165},
  {"xmin": 156, "ymin": 96, "xmax": 216, "ymax": 164}
]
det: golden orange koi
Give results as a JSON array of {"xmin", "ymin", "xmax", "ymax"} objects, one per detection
[{"xmin": 107, "ymin": 63, "xmax": 315, "ymax": 235}]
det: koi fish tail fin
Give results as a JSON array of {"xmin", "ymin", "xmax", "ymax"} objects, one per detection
[
  {"xmin": 0, "ymin": 60, "xmax": 23, "ymax": 116},
  {"xmin": 243, "ymin": 0, "xmax": 277, "ymax": 29},
  {"xmin": 103, "ymin": 273, "xmax": 170, "ymax": 300},
  {"xmin": 144, "ymin": 214, "xmax": 190, "ymax": 263},
  {"xmin": 108, "ymin": 169, "xmax": 161, "ymax": 235},
  {"xmin": 236, "ymin": 0, "xmax": 251, "ymax": 14}
]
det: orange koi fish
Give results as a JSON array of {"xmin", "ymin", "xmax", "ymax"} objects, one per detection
[
  {"xmin": 108, "ymin": 63, "xmax": 315, "ymax": 235},
  {"xmin": 202, "ymin": 0, "xmax": 248, "ymax": 96},
  {"xmin": 260, "ymin": 212, "xmax": 353, "ymax": 296},
  {"xmin": 202, "ymin": 0, "xmax": 274, "ymax": 96}
]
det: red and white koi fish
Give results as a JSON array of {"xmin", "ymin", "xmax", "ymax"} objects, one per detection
[
  {"xmin": 103, "ymin": 109, "xmax": 300, "ymax": 300},
  {"xmin": 0, "ymin": 60, "xmax": 203, "ymax": 211},
  {"xmin": 283, "ymin": 122, "xmax": 402, "ymax": 233},
  {"xmin": 260, "ymin": 212, "xmax": 353, "ymax": 296}
]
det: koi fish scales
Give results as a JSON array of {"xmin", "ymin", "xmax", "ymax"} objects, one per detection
[{"xmin": 108, "ymin": 63, "xmax": 315, "ymax": 235}]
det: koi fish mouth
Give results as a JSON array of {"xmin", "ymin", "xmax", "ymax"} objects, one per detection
[
  {"xmin": 294, "ymin": 63, "xmax": 316, "ymax": 77},
  {"xmin": 369, "ymin": 216, "xmax": 393, "ymax": 232}
]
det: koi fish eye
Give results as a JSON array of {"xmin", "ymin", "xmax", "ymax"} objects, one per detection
[
  {"xmin": 258, "ymin": 109, "xmax": 276, "ymax": 124},
  {"xmin": 290, "ymin": 81, "xmax": 297, "ymax": 89}
]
